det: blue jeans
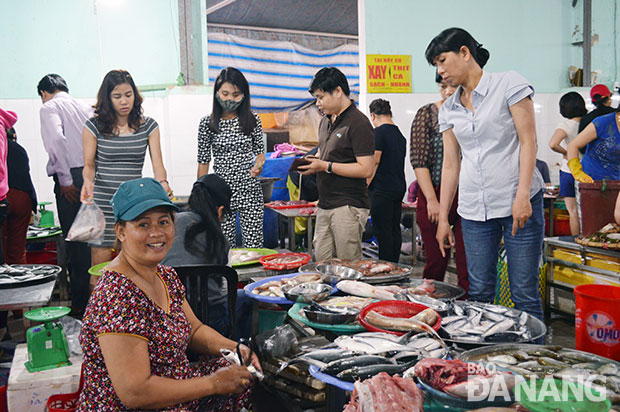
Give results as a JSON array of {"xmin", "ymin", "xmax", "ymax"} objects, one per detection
[{"xmin": 461, "ymin": 191, "xmax": 545, "ymax": 321}]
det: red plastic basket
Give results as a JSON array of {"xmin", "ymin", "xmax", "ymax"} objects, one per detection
[
  {"xmin": 259, "ymin": 253, "xmax": 311, "ymax": 271},
  {"xmin": 358, "ymin": 300, "xmax": 442, "ymax": 336},
  {"xmin": 46, "ymin": 364, "xmax": 84, "ymax": 412}
]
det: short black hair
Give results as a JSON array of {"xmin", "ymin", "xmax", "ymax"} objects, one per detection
[
  {"xmin": 559, "ymin": 92, "xmax": 587, "ymax": 119},
  {"xmin": 37, "ymin": 74, "xmax": 69, "ymax": 96},
  {"xmin": 425, "ymin": 27, "xmax": 490, "ymax": 68},
  {"xmin": 369, "ymin": 99, "xmax": 392, "ymax": 116},
  {"xmin": 309, "ymin": 67, "xmax": 350, "ymax": 96}
]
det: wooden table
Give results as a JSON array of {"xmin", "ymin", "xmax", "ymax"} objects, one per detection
[{"xmin": 267, "ymin": 207, "xmax": 317, "ymax": 257}]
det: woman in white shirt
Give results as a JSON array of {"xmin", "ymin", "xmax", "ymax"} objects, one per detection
[
  {"xmin": 426, "ymin": 28, "xmax": 546, "ymax": 323},
  {"xmin": 548, "ymin": 92, "xmax": 587, "ymax": 235}
]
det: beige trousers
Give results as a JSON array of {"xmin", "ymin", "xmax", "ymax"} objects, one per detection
[{"xmin": 314, "ymin": 205, "xmax": 369, "ymax": 262}]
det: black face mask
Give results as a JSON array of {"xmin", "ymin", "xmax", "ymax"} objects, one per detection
[{"xmin": 216, "ymin": 93, "xmax": 244, "ymax": 112}]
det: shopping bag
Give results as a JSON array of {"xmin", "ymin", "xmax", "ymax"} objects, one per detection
[{"xmin": 65, "ymin": 203, "xmax": 105, "ymax": 245}]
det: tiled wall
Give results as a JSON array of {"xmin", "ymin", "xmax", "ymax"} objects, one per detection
[{"xmin": 0, "ymin": 89, "xmax": 609, "ymax": 220}]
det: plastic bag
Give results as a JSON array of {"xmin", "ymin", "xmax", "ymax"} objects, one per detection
[
  {"xmin": 60, "ymin": 316, "xmax": 83, "ymax": 357},
  {"xmin": 255, "ymin": 324, "xmax": 298, "ymax": 358},
  {"xmin": 66, "ymin": 203, "xmax": 105, "ymax": 245}
]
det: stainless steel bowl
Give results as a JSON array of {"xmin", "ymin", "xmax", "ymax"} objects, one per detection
[
  {"xmin": 281, "ymin": 282, "xmax": 333, "ymax": 303},
  {"xmin": 315, "ymin": 264, "xmax": 363, "ymax": 284},
  {"xmin": 302, "ymin": 307, "xmax": 358, "ymax": 325}
]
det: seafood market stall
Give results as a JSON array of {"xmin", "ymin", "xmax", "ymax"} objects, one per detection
[{"xmin": 544, "ymin": 236, "xmax": 620, "ymax": 320}]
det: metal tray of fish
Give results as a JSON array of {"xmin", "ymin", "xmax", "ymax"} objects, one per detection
[
  {"xmin": 400, "ymin": 279, "xmax": 466, "ymax": 301},
  {"xmin": 457, "ymin": 343, "xmax": 620, "ymax": 369},
  {"xmin": 457, "ymin": 343, "xmax": 620, "ymax": 404},
  {"xmin": 0, "ymin": 264, "xmax": 60, "ymax": 289},
  {"xmin": 300, "ymin": 261, "xmax": 412, "ymax": 284},
  {"xmin": 439, "ymin": 301, "xmax": 546, "ymax": 349}
]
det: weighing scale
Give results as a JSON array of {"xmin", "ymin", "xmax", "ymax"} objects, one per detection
[
  {"xmin": 34, "ymin": 201, "xmax": 55, "ymax": 228},
  {"xmin": 24, "ymin": 306, "xmax": 72, "ymax": 372}
]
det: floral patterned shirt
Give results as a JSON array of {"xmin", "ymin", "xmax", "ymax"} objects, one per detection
[
  {"xmin": 77, "ymin": 265, "xmax": 199, "ymax": 411},
  {"xmin": 410, "ymin": 103, "xmax": 443, "ymax": 187}
]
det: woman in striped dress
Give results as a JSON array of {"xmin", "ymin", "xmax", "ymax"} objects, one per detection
[{"xmin": 81, "ymin": 70, "xmax": 171, "ymax": 266}]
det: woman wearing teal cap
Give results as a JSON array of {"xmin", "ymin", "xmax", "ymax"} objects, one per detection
[{"xmin": 78, "ymin": 177, "xmax": 259, "ymax": 411}]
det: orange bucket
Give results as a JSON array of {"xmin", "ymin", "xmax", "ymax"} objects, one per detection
[{"xmin": 574, "ymin": 284, "xmax": 620, "ymax": 360}]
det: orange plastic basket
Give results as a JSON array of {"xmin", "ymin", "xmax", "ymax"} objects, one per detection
[{"xmin": 46, "ymin": 364, "xmax": 84, "ymax": 412}]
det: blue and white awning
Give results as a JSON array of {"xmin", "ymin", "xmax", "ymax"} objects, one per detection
[{"xmin": 207, "ymin": 32, "xmax": 360, "ymax": 112}]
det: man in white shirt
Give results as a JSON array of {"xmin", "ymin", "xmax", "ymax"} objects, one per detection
[{"xmin": 38, "ymin": 74, "xmax": 93, "ymax": 316}]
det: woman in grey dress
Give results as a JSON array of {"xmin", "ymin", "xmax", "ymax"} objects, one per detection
[{"xmin": 81, "ymin": 69, "xmax": 171, "ymax": 266}]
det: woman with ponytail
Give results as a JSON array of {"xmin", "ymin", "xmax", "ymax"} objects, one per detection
[
  {"xmin": 426, "ymin": 28, "xmax": 546, "ymax": 323},
  {"xmin": 162, "ymin": 174, "xmax": 234, "ymax": 336}
]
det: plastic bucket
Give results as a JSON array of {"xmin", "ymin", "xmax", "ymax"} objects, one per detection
[
  {"xmin": 0, "ymin": 385, "xmax": 6, "ymax": 412},
  {"xmin": 578, "ymin": 181, "xmax": 620, "ymax": 236},
  {"xmin": 574, "ymin": 284, "xmax": 620, "ymax": 360}
]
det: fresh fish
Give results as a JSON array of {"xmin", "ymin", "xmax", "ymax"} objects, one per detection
[
  {"xmin": 483, "ymin": 331, "xmax": 524, "ymax": 343},
  {"xmin": 482, "ymin": 311, "xmax": 506, "ymax": 322},
  {"xmin": 335, "ymin": 334, "xmax": 410, "ymax": 354},
  {"xmin": 453, "ymin": 304, "xmax": 464, "ymax": 316},
  {"xmin": 559, "ymin": 351, "xmax": 599, "ymax": 363},
  {"xmin": 487, "ymin": 355, "xmax": 518, "ymax": 365},
  {"xmin": 442, "ymin": 315, "xmax": 467, "ymax": 325},
  {"xmin": 518, "ymin": 311, "xmax": 529, "ymax": 326},
  {"xmin": 484, "ymin": 305, "xmax": 509, "ymax": 314},
  {"xmin": 518, "ymin": 361, "xmax": 543, "ymax": 369},
  {"xmin": 554, "ymin": 367, "xmax": 592, "ymax": 380},
  {"xmin": 390, "ymin": 351, "xmax": 423, "ymax": 364},
  {"xmin": 337, "ymin": 361, "xmax": 417, "ymax": 382},
  {"xmin": 513, "ymin": 351, "xmax": 531, "ymax": 362},
  {"xmin": 536, "ymin": 357, "xmax": 569, "ymax": 368},
  {"xmin": 443, "ymin": 373, "xmax": 518, "ymax": 399},
  {"xmin": 481, "ymin": 319, "xmax": 514, "ymax": 338},
  {"xmin": 412, "ymin": 308, "xmax": 439, "ymax": 326},
  {"xmin": 428, "ymin": 348, "xmax": 448, "ymax": 358},
  {"xmin": 275, "ymin": 349, "xmax": 357, "ymax": 374},
  {"xmin": 405, "ymin": 294, "xmax": 450, "ymax": 313},
  {"xmin": 598, "ymin": 363, "xmax": 619, "ymax": 376},
  {"xmin": 321, "ymin": 355, "xmax": 394, "ymax": 375},
  {"xmin": 503, "ymin": 364, "xmax": 539, "ymax": 378},
  {"xmin": 336, "ymin": 280, "xmax": 395, "ymax": 300},
  {"xmin": 572, "ymin": 362, "xmax": 600, "ymax": 371},
  {"xmin": 526, "ymin": 348, "xmax": 564, "ymax": 361}
]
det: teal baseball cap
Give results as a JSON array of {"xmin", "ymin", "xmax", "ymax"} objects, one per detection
[{"xmin": 111, "ymin": 177, "xmax": 180, "ymax": 222}]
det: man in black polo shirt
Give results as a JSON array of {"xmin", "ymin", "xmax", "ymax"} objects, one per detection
[{"xmin": 300, "ymin": 67, "xmax": 375, "ymax": 261}]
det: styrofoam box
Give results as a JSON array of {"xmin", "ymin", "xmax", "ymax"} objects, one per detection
[{"xmin": 7, "ymin": 344, "xmax": 82, "ymax": 412}]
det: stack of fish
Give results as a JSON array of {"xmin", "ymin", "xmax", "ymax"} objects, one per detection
[
  {"xmin": 0, "ymin": 264, "xmax": 58, "ymax": 285},
  {"xmin": 440, "ymin": 302, "xmax": 532, "ymax": 343},
  {"xmin": 468, "ymin": 346, "xmax": 620, "ymax": 404},
  {"xmin": 279, "ymin": 332, "xmax": 448, "ymax": 382},
  {"xmin": 343, "ymin": 372, "xmax": 424, "ymax": 412}
]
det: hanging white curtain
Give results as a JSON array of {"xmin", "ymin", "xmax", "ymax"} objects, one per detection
[{"xmin": 207, "ymin": 32, "xmax": 360, "ymax": 112}]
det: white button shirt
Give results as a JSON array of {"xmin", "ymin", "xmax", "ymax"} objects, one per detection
[{"xmin": 439, "ymin": 70, "xmax": 545, "ymax": 221}]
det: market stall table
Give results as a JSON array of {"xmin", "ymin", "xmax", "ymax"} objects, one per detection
[
  {"xmin": 0, "ymin": 277, "xmax": 57, "ymax": 311},
  {"xmin": 267, "ymin": 206, "xmax": 317, "ymax": 257},
  {"xmin": 544, "ymin": 236, "xmax": 620, "ymax": 322}
]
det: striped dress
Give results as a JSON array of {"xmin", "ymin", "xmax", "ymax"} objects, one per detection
[{"xmin": 84, "ymin": 117, "xmax": 158, "ymax": 247}]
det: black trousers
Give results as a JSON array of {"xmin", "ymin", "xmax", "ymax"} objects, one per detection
[
  {"xmin": 53, "ymin": 168, "xmax": 92, "ymax": 312},
  {"xmin": 0, "ymin": 198, "xmax": 8, "ymax": 329},
  {"xmin": 370, "ymin": 189, "xmax": 405, "ymax": 263}
]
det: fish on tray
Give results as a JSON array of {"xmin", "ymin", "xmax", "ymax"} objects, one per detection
[
  {"xmin": 364, "ymin": 308, "xmax": 439, "ymax": 336},
  {"xmin": 317, "ymin": 258, "xmax": 409, "ymax": 277},
  {"xmin": 343, "ymin": 372, "xmax": 424, "ymax": 412},
  {"xmin": 230, "ymin": 249, "xmax": 263, "ymax": 264},
  {"xmin": 472, "ymin": 346, "xmax": 620, "ymax": 404},
  {"xmin": 440, "ymin": 301, "xmax": 532, "ymax": 343},
  {"xmin": 252, "ymin": 273, "xmax": 321, "ymax": 297},
  {"xmin": 336, "ymin": 280, "xmax": 400, "ymax": 300}
]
